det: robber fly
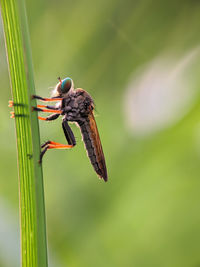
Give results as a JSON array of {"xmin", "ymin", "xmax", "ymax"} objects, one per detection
[{"xmin": 32, "ymin": 77, "xmax": 108, "ymax": 182}]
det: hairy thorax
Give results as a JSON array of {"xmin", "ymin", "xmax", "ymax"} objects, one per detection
[{"xmin": 61, "ymin": 89, "xmax": 94, "ymax": 122}]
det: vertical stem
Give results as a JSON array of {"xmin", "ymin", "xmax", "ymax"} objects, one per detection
[{"xmin": 0, "ymin": 0, "xmax": 48, "ymax": 266}]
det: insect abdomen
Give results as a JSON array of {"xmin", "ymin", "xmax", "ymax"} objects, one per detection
[{"xmin": 79, "ymin": 120, "xmax": 107, "ymax": 181}]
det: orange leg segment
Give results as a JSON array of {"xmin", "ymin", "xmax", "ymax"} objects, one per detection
[
  {"xmin": 33, "ymin": 106, "xmax": 62, "ymax": 114},
  {"xmin": 37, "ymin": 104, "xmax": 59, "ymax": 110},
  {"xmin": 37, "ymin": 105, "xmax": 48, "ymax": 108},
  {"xmin": 32, "ymin": 95, "xmax": 63, "ymax": 102},
  {"xmin": 38, "ymin": 116, "xmax": 47, "ymax": 121},
  {"xmin": 38, "ymin": 113, "xmax": 60, "ymax": 121},
  {"xmin": 39, "ymin": 98, "xmax": 63, "ymax": 102},
  {"xmin": 40, "ymin": 140, "xmax": 74, "ymax": 163},
  {"xmin": 48, "ymin": 144, "xmax": 73, "ymax": 149},
  {"xmin": 38, "ymin": 108, "xmax": 61, "ymax": 113}
]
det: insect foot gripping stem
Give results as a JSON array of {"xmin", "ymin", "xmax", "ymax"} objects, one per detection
[
  {"xmin": 39, "ymin": 141, "xmax": 74, "ymax": 163},
  {"xmin": 8, "ymin": 100, "xmax": 26, "ymax": 108},
  {"xmin": 10, "ymin": 111, "xmax": 15, "ymax": 119},
  {"xmin": 8, "ymin": 100, "xmax": 27, "ymax": 118},
  {"xmin": 8, "ymin": 100, "xmax": 14, "ymax": 107}
]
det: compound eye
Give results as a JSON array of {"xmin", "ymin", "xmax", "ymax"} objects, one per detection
[{"xmin": 61, "ymin": 78, "xmax": 72, "ymax": 93}]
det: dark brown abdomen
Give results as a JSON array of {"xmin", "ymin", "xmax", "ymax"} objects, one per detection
[{"xmin": 78, "ymin": 119, "xmax": 107, "ymax": 181}]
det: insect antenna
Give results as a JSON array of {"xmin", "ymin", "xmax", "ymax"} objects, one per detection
[{"xmin": 57, "ymin": 76, "xmax": 62, "ymax": 83}]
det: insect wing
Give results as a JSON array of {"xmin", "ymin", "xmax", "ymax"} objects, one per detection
[{"xmin": 87, "ymin": 110, "xmax": 108, "ymax": 181}]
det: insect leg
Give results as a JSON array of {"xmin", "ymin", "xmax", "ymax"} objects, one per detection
[
  {"xmin": 38, "ymin": 113, "xmax": 60, "ymax": 121},
  {"xmin": 8, "ymin": 100, "xmax": 26, "ymax": 107},
  {"xmin": 33, "ymin": 105, "xmax": 62, "ymax": 121},
  {"xmin": 39, "ymin": 141, "xmax": 74, "ymax": 163},
  {"xmin": 32, "ymin": 95, "xmax": 63, "ymax": 102},
  {"xmin": 10, "ymin": 112, "xmax": 27, "ymax": 118},
  {"xmin": 9, "ymin": 101, "xmax": 27, "ymax": 118},
  {"xmin": 10, "ymin": 111, "xmax": 15, "ymax": 118},
  {"xmin": 32, "ymin": 107, "xmax": 62, "ymax": 114},
  {"xmin": 37, "ymin": 104, "xmax": 58, "ymax": 110},
  {"xmin": 8, "ymin": 100, "xmax": 14, "ymax": 107},
  {"xmin": 62, "ymin": 119, "xmax": 76, "ymax": 146},
  {"xmin": 39, "ymin": 120, "xmax": 76, "ymax": 162}
]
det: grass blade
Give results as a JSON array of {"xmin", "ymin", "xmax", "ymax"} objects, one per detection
[{"xmin": 0, "ymin": 0, "xmax": 48, "ymax": 266}]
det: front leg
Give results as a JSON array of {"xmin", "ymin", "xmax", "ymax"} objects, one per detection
[{"xmin": 32, "ymin": 95, "xmax": 63, "ymax": 102}]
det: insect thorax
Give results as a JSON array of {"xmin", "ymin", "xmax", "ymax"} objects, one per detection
[{"xmin": 62, "ymin": 89, "xmax": 93, "ymax": 122}]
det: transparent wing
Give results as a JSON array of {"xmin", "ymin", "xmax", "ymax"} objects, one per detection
[{"xmin": 87, "ymin": 109, "xmax": 108, "ymax": 181}]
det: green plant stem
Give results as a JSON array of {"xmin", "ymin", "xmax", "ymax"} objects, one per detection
[{"xmin": 0, "ymin": 0, "xmax": 48, "ymax": 266}]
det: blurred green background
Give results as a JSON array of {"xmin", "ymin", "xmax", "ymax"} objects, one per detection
[{"xmin": 1, "ymin": 0, "xmax": 200, "ymax": 266}]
